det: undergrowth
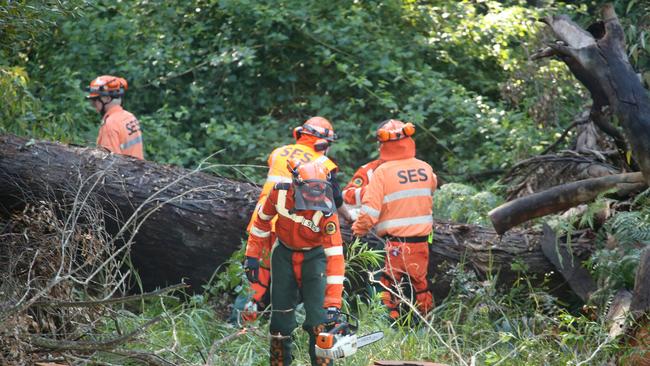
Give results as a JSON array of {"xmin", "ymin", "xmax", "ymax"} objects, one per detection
[{"xmin": 93, "ymin": 244, "xmax": 619, "ymax": 366}]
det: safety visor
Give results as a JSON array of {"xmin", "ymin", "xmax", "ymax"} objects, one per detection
[
  {"xmin": 293, "ymin": 179, "xmax": 335, "ymax": 214},
  {"xmin": 304, "ymin": 124, "xmax": 337, "ymax": 142},
  {"xmin": 85, "ymin": 86, "xmax": 124, "ymax": 99}
]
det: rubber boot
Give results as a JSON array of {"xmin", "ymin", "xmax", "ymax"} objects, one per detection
[
  {"xmin": 309, "ymin": 324, "xmax": 333, "ymax": 366},
  {"xmin": 270, "ymin": 336, "xmax": 293, "ymax": 366}
]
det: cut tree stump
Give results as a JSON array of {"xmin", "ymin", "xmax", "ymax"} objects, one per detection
[{"xmin": 0, "ymin": 135, "xmax": 594, "ymax": 294}]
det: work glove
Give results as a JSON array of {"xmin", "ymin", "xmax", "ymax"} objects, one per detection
[
  {"xmin": 324, "ymin": 306, "xmax": 341, "ymax": 329},
  {"xmin": 243, "ymin": 256, "xmax": 259, "ymax": 283}
]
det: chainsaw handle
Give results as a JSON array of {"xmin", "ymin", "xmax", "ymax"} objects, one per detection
[{"xmin": 326, "ymin": 322, "xmax": 349, "ymax": 335}]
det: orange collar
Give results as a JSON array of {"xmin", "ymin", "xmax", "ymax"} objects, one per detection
[
  {"xmin": 296, "ymin": 135, "xmax": 319, "ymax": 149},
  {"xmin": 379, "ymin": 137, "xmax": 416, "ymax": 161},
  {"xmin": 102, "ymin": 104, "xmax": 124, "ymax": 122}
]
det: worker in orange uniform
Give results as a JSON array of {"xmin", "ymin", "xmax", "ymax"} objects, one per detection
[
  {"xmin": 342, "ymin": 158, "xmax": 384, "ymax": 221},
  {"xmin": 245, "ymin": 159, "xmax": 345, "ymax": 366},
  {"xmin": 352, "ymin": 119, "xmax": 437, "ymax": 319},
  {"xmin": 342, "ymin": 153, "xmax": 385, "ymax": 298},
  {"xmin": 86, "ymin": 75, "xmax": 143, "ymax": 159},
  {"xmin": 235, "ymin": 117, "xmax": 343, "ymax": 324}
]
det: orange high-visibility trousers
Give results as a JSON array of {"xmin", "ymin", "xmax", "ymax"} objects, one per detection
[{"xmin": 380, "ymin": 241, "xmax": 432, "ymax": 316}]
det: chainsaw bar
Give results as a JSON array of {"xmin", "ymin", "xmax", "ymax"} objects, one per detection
[{"xmin": 357, "ymin": 331, "xmax": 384, "ymax": 348}]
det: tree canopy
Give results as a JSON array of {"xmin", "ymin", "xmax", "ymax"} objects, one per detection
[{"xmin": 0, "ymin": 1, "xmax": 647, "ymax": 182}]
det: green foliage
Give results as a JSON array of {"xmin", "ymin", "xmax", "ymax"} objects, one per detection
[
  {"xmin": 0, "ymin": 67, "xmax": 37, "ymax": 132},
  {"xmin": 550, "ymin": 192, "xmax": 650, "ymax": 307},
  {"xmin": 0, "ymin": 1, "xmax": 84, "ymax": 62},
  {"xmin": 91, "ymin": 260, "xmax": 618, "ymax": 365},
  {"xmin": 0, "ymin": 0, "xmax": 601, "ymax": 184},
  {"xmin": 433, "ymin": 183, "xmax": 502, "ymax": 225},
  {"xmin": 208, "ymin": 240, "xmax": 248, "ymax": 296},
  {"xmin": 588, "ymin": 205, "xmax": 650, "ymax": 302}
]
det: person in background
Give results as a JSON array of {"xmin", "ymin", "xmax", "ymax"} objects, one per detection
[
  {"xmin": 86, "ymin": 75, "xmax": 143, "ymax": 159},
  {"xmin": 341, "ymin": 138, "xmax": 386, "ymax": 298},
  {"xmin": 342, "ymin": 157, "xmax": 384, "ymax": 222},
  {"xmin": 245, "ymin": 159, "xmax": 345, "ymax": 366},
  {"xmin": 352, "ymin": 119, "xmax": 437, "ymax": 319}
]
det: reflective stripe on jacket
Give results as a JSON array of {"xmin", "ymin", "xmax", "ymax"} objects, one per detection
[
  {"xmin": 352, "ymin": 158, "xmax": 437, "ymax": 237},
  {"xmin": 246, "ymin": 185, "xmax": 345, "ymax": 308},
  {"xmin": 97, "ymin": 105, "xmax": 143, "ymax": 159}
]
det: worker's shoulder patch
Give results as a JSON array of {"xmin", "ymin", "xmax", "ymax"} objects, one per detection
[
  {"xmin": 274, "ymin": 183, "xmax": 291, "ymax": 190},
  {"xmin": 325, "ymin": 221, "xmax": 337, "ymax": 235}
]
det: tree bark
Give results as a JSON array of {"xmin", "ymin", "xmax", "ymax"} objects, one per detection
[
  {"xmin": 344, "ymin": 223, "xmax": 594, "ymax": 297},
  {"xmin": 0, "ymin": 134, "xmax": 259, "ymax": 291},
  {"xmin": 488, "ymin": 172, "xmax": 646, "ymax": 235},
  {"xmin": 532, "ymin": 4, "xmax": 650, "ymax": 185},
  {"xmin": 631, "ymin": 247, "xmax": 650, "ymax": 316},
  {"xmin": 0, "ymin": 135, "xmax": 594, "ymax": 293},
  {"xmin": 540, "ymin": 224, "xmax": 596, "ymax": 302}
]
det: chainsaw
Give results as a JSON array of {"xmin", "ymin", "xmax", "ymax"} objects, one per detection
[{"xmin": 315, "ymin": 316, "xmax": 384, "ymax": 359}]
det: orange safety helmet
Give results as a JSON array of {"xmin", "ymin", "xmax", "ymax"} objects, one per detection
[
  {"xmin": 287, "ymin": 158, "xmax": 330, "ymax": 184},
  {"xmin": 86, "ymin": 75, "xmax": 128, "ymax": 99},
  {"xmin": 293, "ymin": 116, "xmax": 337, "ymax": 142},
  {"xmin": 287, "ymin": 159, "xmax": 334, "ymax": 212},
  {"xmin": 376, "ymin": 119, "xmax": 415, "ymax": 142}
]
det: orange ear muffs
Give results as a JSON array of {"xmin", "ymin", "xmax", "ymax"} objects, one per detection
[
  {"xmin": 376, "ymin": 122, "xmax": 415, "ymax": 142},
  {"xmin": 293, "ymin": 126, "xmax": 303, "ymax": 140},
  {"xmin": 376, "ymin": 128, "xmax": 391, "ymax": 142},
  {"xmin": 403, "ymin": 122, "xmax": 415, "ymax": 137},
  {"xmin": 314, "ymin": 139, "xmax": 330, "ymax": 152}
]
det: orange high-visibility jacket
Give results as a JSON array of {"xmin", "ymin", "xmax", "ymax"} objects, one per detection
[
  {"xmin": 246, "ymin": 184, "xmax": 345, "ymax": 308},
  {"xmin": 352, "ymin": 138, "xmax": 437, "ymax": 237},
  {"xmin": 246, "ymin": 140, "xmax": 338, "ymax": 233},
  {"xmin": 97, "ymin": 105, "xmax": 143, "ymax": 159},
  {"xmin": 342, "ymin": 159, "xmax": 384, "ymax": 207}
]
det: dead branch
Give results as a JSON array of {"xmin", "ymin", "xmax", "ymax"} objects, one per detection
[
  {"xmin": 533, "ymin": 4, "xmax": 650, "ymax": 185},
  {"xmin": 28, "ymin": 316, "xmax": 161, "ymax": 351},
  {"xmin": 489, "ymin": 172, "xmax": 646, "ymax": 234},
  {"xmin": 32, "ymin": 283, "xmax": 189, "ymax": 308}
]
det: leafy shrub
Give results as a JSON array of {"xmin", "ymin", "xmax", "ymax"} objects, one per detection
[{"xmin": 434, "ymin": 183, "xmax": 502, "ymax": 225}]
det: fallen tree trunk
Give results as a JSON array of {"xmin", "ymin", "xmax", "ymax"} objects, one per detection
[
  {"xmin": 0, "ymin": 135, "xmax": 594, "ymax": 293},
  {"xmin": 0, "ymin": 134, "xmax": 260, "ymax": 291},
  {"xmin": 345, "ymin": 223, "xmax": 594, "ymax": 297},
  {"xmin": 488, "ymin": 172, "xmax": 646, "ymax": 234}
]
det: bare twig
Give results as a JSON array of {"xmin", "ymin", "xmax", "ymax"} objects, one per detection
[
  {"xmin": 32, "ymin": 283, "xmax": 188, "ymax": 308},
  {"xmin": 205, "ymin": 327, "xmax": 253, "ymax": 366},
  {"xmin": 29, "ymin": 316, "xmax": 162, "ymax": 351}
]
